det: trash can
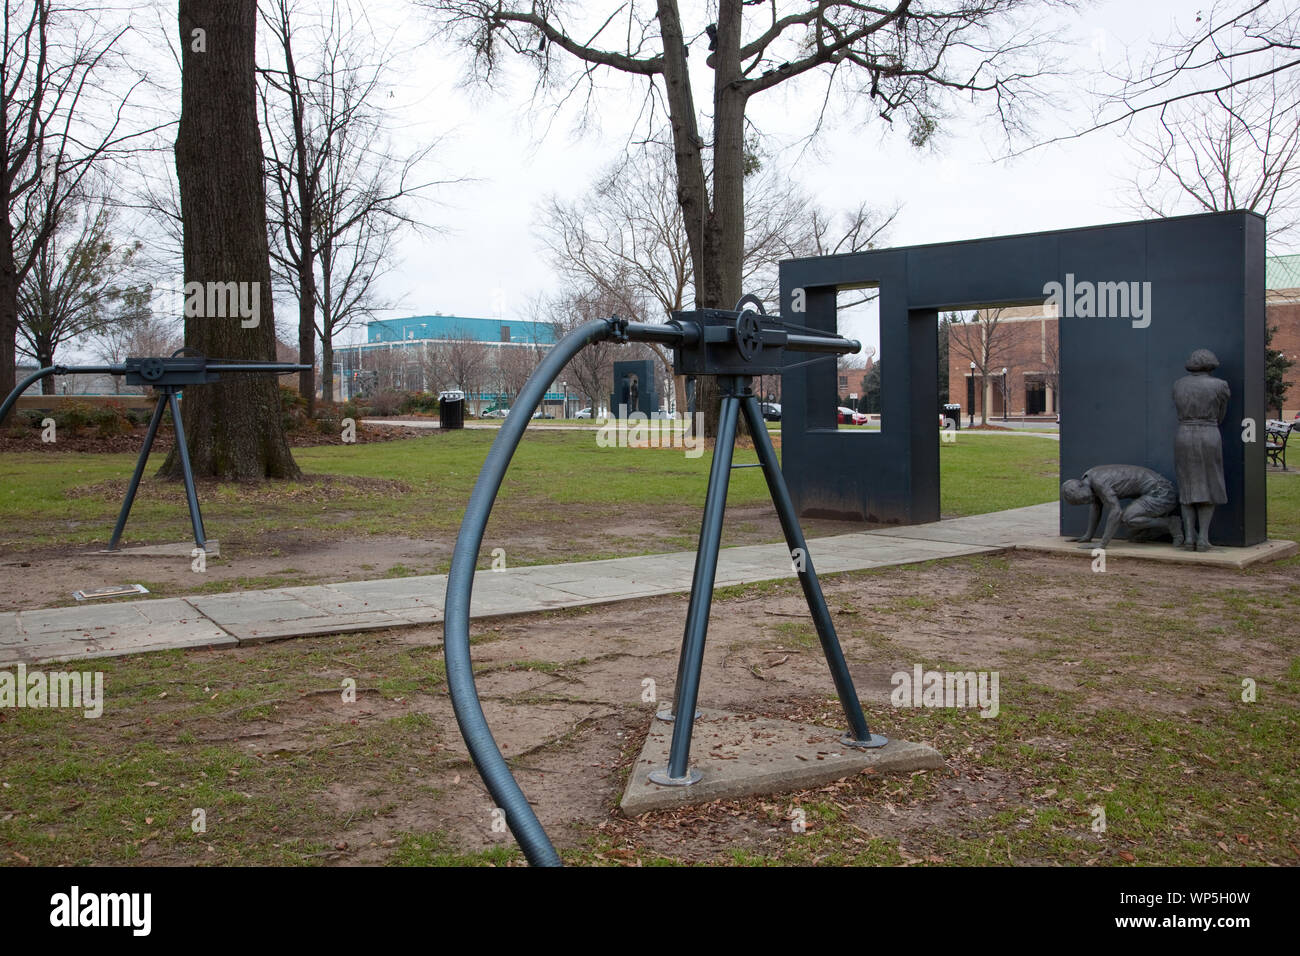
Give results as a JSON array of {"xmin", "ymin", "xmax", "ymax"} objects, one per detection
[
  {"xmin": 439, "ymin": 389, "xmax": 465, "ymax": 430},
  {"xmin": 943, "ymin": 403, "xmax": 962, "ymax": 430}
]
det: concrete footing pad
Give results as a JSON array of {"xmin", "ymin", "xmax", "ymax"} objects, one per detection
[
  {"xmin": 92, "ymin": 540, "xmax": 219, "ymax": 558},
  {"xmin": 620, "ymin": 709, "xmax": 943, "ymax": 815},
  {"xmin": 1016, "ymin": 536, "xmax": 1296, "ymax": 569}
]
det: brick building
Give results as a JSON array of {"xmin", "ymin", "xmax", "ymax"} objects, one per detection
[
  {"xmin": 946, "ymin": 252, "xmax": 1300, "ymax": 422},
  {"xmin": 947, "ymin": 305, "xmax": 1059, "ymax": 423},
  {"xmin": 1267, "ymin": 254, "xmax": 1300, "ymax": 418}
]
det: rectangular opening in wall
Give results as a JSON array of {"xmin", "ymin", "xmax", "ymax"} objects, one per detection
[
  {"xmin": 945, "ymin": 302, "xmax": 1057, "ymax": 427},
  {"xmin": 834, "ymin": 284, "xmax": 880, "ymax": 431}
]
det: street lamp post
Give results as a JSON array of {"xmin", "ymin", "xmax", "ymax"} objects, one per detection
[
  {"xmin": 560, "ymin": 380, "xmax": 568, "ymax": 419},
  {"xmin": 1002, "ymin": 367, "xmax": 1008, "ymax": 422},
  {"xmin": 969, "ymin": 361, "xmax": 976, "ymax": 427}
]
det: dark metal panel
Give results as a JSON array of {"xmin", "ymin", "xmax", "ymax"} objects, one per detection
[
  {"xmin": 1242, "ymin": 212, "xmax": 1268, "ymax": 545},
  {"xmin": 780, "ymin": 210, "xmax": 1266, "ymax": 546},
  {"xmin": 905, "ymin": 234, "xmax": 1061, "ymax": 309}
]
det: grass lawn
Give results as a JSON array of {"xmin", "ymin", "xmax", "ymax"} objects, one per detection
[
  {"xmin": 1, "ymin": 431, "xmax": 1297, "ymax": 867},
  {"xmin": 0, "ymin": 430, "xmax": 1062, "ymax": 552},
  {"xmin": 3, "ymin": 430, "xmax": 1296, "ymax": 610}
]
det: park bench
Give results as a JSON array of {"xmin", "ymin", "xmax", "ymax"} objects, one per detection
[{"xmin": 1266, "ymin": 420, "xmax": 1292, "ymax": 470}]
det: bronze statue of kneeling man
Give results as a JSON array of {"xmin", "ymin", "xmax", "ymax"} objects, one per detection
[{"xmin": 1061, "ymin": 464, "xmax": 1183, "ymax": 549}]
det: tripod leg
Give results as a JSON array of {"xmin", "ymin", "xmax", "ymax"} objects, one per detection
[
  {"xmin": 167, "ymin": 388, "xmax": 208, "ymax": 551},
  {"xmin": 106, "ymin": 391, "xmax": 168, "ymax": 551},
  {"xmin": 740, "ymin": 395, "xmax": 886, "ymax": 748},
  {"xmin": 652, "ymin": 392, "xmax": 742, "ymax": 785}
]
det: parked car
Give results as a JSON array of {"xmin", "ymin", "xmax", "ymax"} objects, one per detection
[
  {"xmin": 760, "ymin": 402, "xmax": 781, "ymax": 422},
  {"xmin": 575, "ymin": 407, "xmax": 593, "ymax": 419},
  {"xmin": 837, "ymin": 406, "xmax": 869, "ymax": 426},
  {"xmin": 481, "ymin": 407, "xmax": 509, "ymax": 419}
]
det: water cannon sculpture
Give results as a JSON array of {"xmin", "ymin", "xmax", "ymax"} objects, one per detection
[
  {"xmin": 0, "ymin": 350, "xmax": 308, "ymax": 551},
  {"xmin": 444, "ymin": 296, "xmax": 886, "ymax": 866}
]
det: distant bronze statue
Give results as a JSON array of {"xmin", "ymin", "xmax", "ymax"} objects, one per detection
[
  {"xmin": 1061, "ymin": 464, "xmax": 1183, "ymax": 549},
  {"xmin": 1173, "ymin": 348, "xmax": 1230, "ymax": 552}
]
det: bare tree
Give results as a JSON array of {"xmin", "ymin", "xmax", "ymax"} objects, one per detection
[
  {"xmin": 261, "ymin": 0, "xmax": 443, "ymax": 409},
  {"xmin": 90, "ymin": 301, "xmax": 181, "ymax": 394},
  {"xmin": 537, "ymin": 143, "xmax": 896, "ymax": 418},
  {"xmin": 541, "ymin": 284, "xmax": 630, "ymax": 414},
  {"xmin": 1042, "ymin": 326, "xmax": 1061, "ymax": 412},
  {"xmin": 1123, "ymin": 51, "xmax": 1300, "ymax": 244},
  {"xmin": 948, "ymin": 308, "xmax": 1016, "ymax": 425},
  {"xmin": 494, "ymin": 344, "xmax": 541, "ymax": 408},
  {"xmin": 1090, "ymin": 1, "xmax": 1300, "ymax": 139},
  {"xmin": 361, "ymin": 344, "xmax": 405, "ymax": 393},
  {"xmin": 0, "ymin": 0, "xmax": 150, "ymax": 411},
  {"xmin": 424, "ymin": 0, "xmax": 1058, "ymax": 431},
  {"xmin": 312, "ymin": 141, "xmax": 410, "ymax": 405},
  {"xmin": 17, "ymin": 190, "xmax": 142, "ymax": 390},
  {"xmin": 260, "ymin": 0, "xmax": 326, "ymax": 409},
  {"xmin": 415, "ymin": 340, "xmax": 449, "ymax": 395},
  {"xmin": 424, "ymin": 329, "xmax": 491, "ymax": 413}
]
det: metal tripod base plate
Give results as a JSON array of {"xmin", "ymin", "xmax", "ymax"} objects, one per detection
[
  {"xmin": 841, "ymin": 733, "xmax": 890, "ymax": 750},
  {"xmin": 647, "ymin": 767, "xmax": 702, "ymax": 787},
  {"xmin": 655, "ymin": 709, "xmax": 702, "ymax": 723}
]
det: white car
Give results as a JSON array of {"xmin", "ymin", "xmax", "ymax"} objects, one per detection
[{"xmin": 575, "ymin": 407, "xmax": 592, "ymax": 419}]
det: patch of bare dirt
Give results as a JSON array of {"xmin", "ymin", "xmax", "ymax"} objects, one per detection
[
  {"xmin": 311, "ymin": 551, "xmax": 1295, "ymax": 861},
  {"xmin": 0, "ymin": 500, "xmax": 872, "ymax": 612},
  {"xmin": 5, "ymin": 546, "xmax": 1297, "ymax": 866}
]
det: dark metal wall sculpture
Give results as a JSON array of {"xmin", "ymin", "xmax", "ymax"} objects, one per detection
[
  {"xmin": 778, "ymin": 210, "xmax": 1266, "ymax": 547},
  {"xmin": 609, "ymin": 359, "xmax": 658, "ymax": 417}
]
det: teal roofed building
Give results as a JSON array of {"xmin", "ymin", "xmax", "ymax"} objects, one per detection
[
  {"xmin": 1267, "ymin": 253, "xmax": 1300, "ymax": 294},
  {"xmin": 365, "ymin": 315, "xmax": 557, "ymax": 346},
  {"xmin": 333, "ymin": 314, "xmax": 562, "ymax": 409}
]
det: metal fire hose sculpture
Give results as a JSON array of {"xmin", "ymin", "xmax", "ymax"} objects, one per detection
[
  {"xmin": 444, "ymin": 297, "xmax": 887, "ymax": 867},
  {"xmin": 0, "ymin": 350, "xmax": 308, "ymax": 551}
]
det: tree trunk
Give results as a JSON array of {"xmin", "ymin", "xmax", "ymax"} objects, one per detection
[
  {"xmin": 711, "ymin": 0, "xmax": 746, "ymax": 311},
  {"xmin": 37, "ymin": 351, "xmax": 54, "ymax": 393},
  {"xmin": 656, "ymin": 1, "xmax": 708, "ymax": 291},
  {"xmin": 0, "ymin": 216, "xmax": 17, "ymax": 418},
  {"xmin": 321, "ymin": 337, "xmax": 334, "ymax": 404},
  {"xmin": 297, "ymin": 255, "xmax": 315, "ymax": 410},
  {"xmin": 288, "ymin": 33, "xmax": 317, "ymax": 415},
  {"xmin": 165, "ymin": 0, "xmax": 300, "ymax": 481}
]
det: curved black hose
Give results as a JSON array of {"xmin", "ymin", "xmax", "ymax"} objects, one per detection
[
  {"xmin": 0, "ymin": 367, "xmax": 68, "ymax": 422},
  {"xmin": 443, "ymin": 318, "xmax": 617, "ymax": 867},
  {"xmin": 441, "ymin": 311, "xmax": 849, "ymax": 866}
]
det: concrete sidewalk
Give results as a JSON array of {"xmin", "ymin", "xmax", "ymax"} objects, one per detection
[
  {"xmin": 3, "ymin": 501, "xmax": 1288, "ymax": 667},
  {"xmin": 2, "ymin": 504, "xmax": 1058, "ymax": 666}
]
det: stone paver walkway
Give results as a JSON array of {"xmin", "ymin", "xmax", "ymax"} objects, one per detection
[{"xmin": 3, "ymin": 501, "xmax": 1289, "ymax": 666}]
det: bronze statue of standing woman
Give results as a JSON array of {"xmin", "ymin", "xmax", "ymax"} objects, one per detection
[{"xmin": 1173, "ymin": 349, "xmax": 1230, "ymax": 552}]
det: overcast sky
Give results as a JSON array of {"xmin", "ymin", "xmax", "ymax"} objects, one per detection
[
  {"xmin": 349, "ymin": 0, "xmax": 1267, "ymax": 356},
  {"xmin": 115, "ymin": 1, "xmax": 1292, "ymax": 360}
]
